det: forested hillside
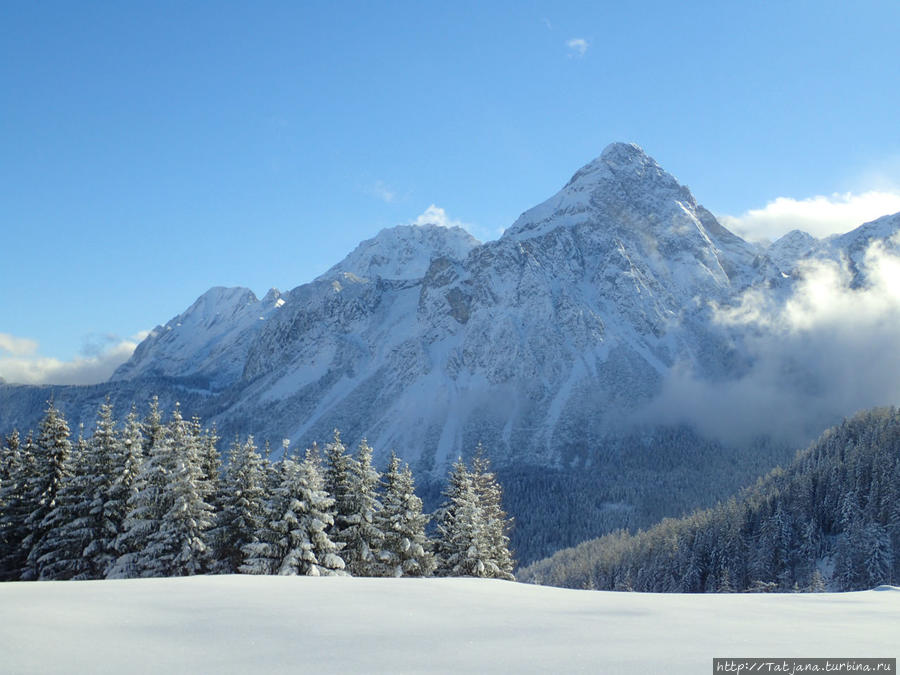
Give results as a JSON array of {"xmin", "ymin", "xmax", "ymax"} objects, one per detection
[{"xmin": 519, "ymin": 408, "xmax": 900, "ymax": 592}]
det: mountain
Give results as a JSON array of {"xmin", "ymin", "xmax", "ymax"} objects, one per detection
[
  {"xmin": 3, "ymin": 142, "xmax": 900, "ymax": 565},
  {"xmin": 110, "ymin": 286, "xmax": 284, "ymax": 389}
]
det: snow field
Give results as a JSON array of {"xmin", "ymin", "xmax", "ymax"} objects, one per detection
[{"xmin": 1, "ymin": 577, "xmax": 897, "ymax": 674}]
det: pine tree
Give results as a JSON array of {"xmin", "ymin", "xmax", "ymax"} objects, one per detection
[
  {"xmin": 106, "ymin": 405, "xmax": 144, "ymax": 565},
  {"xmin": 808, "ymin": 568, "xmax": 827, "ymax": 592},
  {"xmin": 377, "ymin": 452, "xmax": 434, "ymax": 577},
  {"xmin": 109, "ymin": 414, "xmax": 171, "ymax": 578},
  {"xmin": 339, "ymin": 439, "xmax": 385, "ymax": 576},
  {"xmin": 141, "ymin": 404, "xmax": 214, "ymax": 576},
  {"xmin": 109, "ymin": 403, "xmax": 213, "ymax": 578},
  {"xmin": 22, "ymin": 400, "xmax": 73, "ymax": 580},
  {"xmin": 0, "ymin": 431, "xmax": 36, "ymax": 580},
  {"xmin": 471, "ymin": 446, "xmax": 515, "ymax": 580},
  {"xmin": 434, "ymin": 459, "xmax": 495, "ymax": 577},
  {"xmin": 212, "ymin": 435, "xmax": 266, "ymax": 573},
  {"xmin": 141, "ymin": 395, "xmax": 163, "ymax": 456},
  {"xmin": 323, "ymin": 429, "xmax": 354, "ymax": 539},
  {"xmin": 241, "ymin": 453, "xmax": 346, "ymax": 576},
  {"xmin": 864, "ymin": 523, "xmax": 893, "ymax": 587},
  {"xmin": 75, "ymin": 400, "xmax": 126, "ymax": 577},
  {"xmin": 197, "ymin": 420, "xmax": 221, "ymax": 511},
  {"xmin": 32, "ymin": 427, "xmax": 92, "ymax": 580}
]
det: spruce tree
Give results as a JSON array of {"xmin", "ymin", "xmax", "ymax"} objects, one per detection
[
  {"xmin": 141, "ymin": 404, "xmax": 214, "ymax": 576},
  {"xmin": 0, "ymin": 431, "xmax": 36, "ymax": 580},
  {"xmin": 32, "ymin": 427, "xmax": 91, "ymax": 580},
  {"xmin": 241, "ymin": 453, "xmax": 346, "ymax": 576},
  {"xmin": 212, "ymin": 435, "xmax": 266, "ymax": 573},
  {"xmin": 323, "ymin": 429, "xmax": 354, "ymax": 540},
  {"xmin": 106, "ymin": 405, "xmax": 144, "ymax": 567},
  {"xmin": 110, "ymin": 403, "xmax": 213, "ymax": 577},
  {"xmin": 377, "ymin": 452, "xmax": 434, "ymax": 577},
  {"xmin": 76, "ymin": 400, "xmax": 125, "ymax": 577},
  {"xmin": 22, "ymin": 400, "xmax": 72, "ymax": 580},
  {"xmin": 434, "ymin": 459, "xmax": 494, "ymax": 577},
  {"xmin": 340, "ymin": 439, "xmax": 385, "ymax": 576},
  {"xmin": 471, "ymin": 447, "xmax": 515, "ymax": 580},
  {"xmin": 141, "ymin": 395, "xmax": 163, "ymax": 456}
]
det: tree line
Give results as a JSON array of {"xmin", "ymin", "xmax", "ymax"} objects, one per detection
[
  {"xmin": 0, "ymin": 397, "xmax": 514, "ymax": 582},
  {"xmin": 519, "ymin": 408, "xmax": 900, "ymax": 593}
]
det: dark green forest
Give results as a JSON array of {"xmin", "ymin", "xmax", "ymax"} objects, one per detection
[{"xmin": 519, "ymin": 408, "xmax": 900, "ymax": 592}]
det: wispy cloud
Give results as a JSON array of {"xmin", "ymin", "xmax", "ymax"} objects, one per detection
[
  {"xmin": 542, "ymin": 17, "xmax": 553, "ymax": 30},
  {"xmin": 566, "ymin": 38, "xmax": 588, "ymax": 57},
  {"xmin": 720, "ymin": 190, "xmax": 900, "ymax": 242},
  {"xmin": 0, "ymin": 332, "xmax": 147, "ymax": 385},
  {"xmin": 366, "ymin": 180, "xmax": 397, "ymax": 203}
]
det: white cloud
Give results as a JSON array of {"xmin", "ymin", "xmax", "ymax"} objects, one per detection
[
  {"xmin": 566, "ymin": 38, "xmax": 588, "ymax": 57},
  {"xmin": 643, "ymin": 239, "xmax": 900, "ymax": 446},
  {"xmin": 366, "ymin": 180, "xmax": 396, "ymax": 203},
  {"xmin": 720, "ymin": 190, "xmax": 900, "ymax": 242},
  {"xmin": 410, "ymin": 204, "xmax": 498, "ymax": 243},
  {"xmin": 412, "ymin": 204, "xmax": 468, "ymax": 229},
  {"xmin": 0, "ymin": 334, "xmax": 144, "ymax": 386},
  {"xmin": 0, "ymin": 333, "xmax": 38, "ymax": 356}
]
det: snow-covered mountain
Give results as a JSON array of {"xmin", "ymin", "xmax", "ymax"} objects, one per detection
[
  {"xmin": 4, "ymin": 142, "xmax": 900, "ymax": 563},
  {"xmin": 110, "ymin": 286, "xmax": 284, "ymax": 389},
  {"xmin": 6, "ymin": 142, "xmax": 900, "ymax": 470}
]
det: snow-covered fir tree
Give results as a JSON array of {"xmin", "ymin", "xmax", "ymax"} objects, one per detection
[
  {"xmin": 471, "ymin": 446, "xmax": 515, "ymax": 580},
  {"xmin": 106, "ymin": 405, "xmax": 144, "ymax": 567},
  {"xmin": 338, "ymin": 439, "xmax": 385, "ymax": 576},
  {"xmin": 109, "ymin": 403, "xmax": 214, "ymax": 578},
  {"xmin": 434, "ymin": 458, "xmax": 496, "ymax": 578},
  {"xmin": 323, "ymin": 429, "xmax": 354, "ymax": 540},
  {"xmin": 212, "ymin": 435, "xmax": 266, "ymax": 573},
  {"xmin": 240, "ymin": 451, "xmax": 346, "ymax": 576},
  {"xmin": 141, "ymin": 404, "xmax": 214, "ymax": 576},
  {"xmin": 376, "ymin": 452, "xmax": 434, "ymax": 577},
  {"xmin": 73, "ymin": 400, "xmax": 127, "ymax": 577},
  {"xmin": 22, "ymin": 400, "xmax": 72, "ymax": 580},
  {"xmin": 141, "ymin": 395, "xmax": 163, "ymax": 456},
  {"xmin": 196, "ymin": 419, "xmax": 221, "ymax": 513},
  {"xmin": 31, "ymin": 426, "xmax": 91, "ymax": 580},
  {"xmin": 0, "ymin": 431, "xmax": 35, "ymax": 580}
]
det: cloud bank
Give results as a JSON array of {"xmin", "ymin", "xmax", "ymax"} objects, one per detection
[
  {"xmin": 644, "ymin": 237, "xmax": 900, "ymax": 447},
  {"xmin": 0, "ymin": 332, "xmax": 147, "ymax": 386},
  {"xmin": 720, "ymin": 190, "xmax": 900, "ymax": 242}
]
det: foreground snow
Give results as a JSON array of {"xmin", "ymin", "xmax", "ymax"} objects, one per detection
[{"xmin": 1, "ymin": 577, "xmax": 897, "ymax": 674}]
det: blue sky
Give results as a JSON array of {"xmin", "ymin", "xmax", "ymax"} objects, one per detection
[{"xmin": 2, "ymin": 1, "xmax": 900, "ymax": 383}]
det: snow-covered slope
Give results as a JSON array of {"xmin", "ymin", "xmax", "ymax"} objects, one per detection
[
  {"xmin": 1, "ymin": 577, "xmax": 897, "ymax": 675},
  {"xmin": 322, "ymin": 223, "xmax": 479, "ymax": 281},
  {"xmin": 110, "ymin": 286, "xmax": 284, "ymax": 389},
  {"xmin": 225, "ymin": 143, "xmax": 777, "ymax": 469}
]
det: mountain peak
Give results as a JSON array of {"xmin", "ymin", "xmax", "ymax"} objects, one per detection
[
  {"xmin": 600, "ymin": 141, "xmax": 650, "ymax": 163},
  {"xmin": 322, "ymin": 223, "xmax": 479, "ymax": 281}
]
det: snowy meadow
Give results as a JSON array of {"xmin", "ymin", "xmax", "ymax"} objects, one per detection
[{"xmin": 1, "ymin": 576, "xmax": 897, "ymax": 674}]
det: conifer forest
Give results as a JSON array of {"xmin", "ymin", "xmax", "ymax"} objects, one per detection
[{"xmin": 0, "ymin": 398, "xmax": 515, "ymax": 582}]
